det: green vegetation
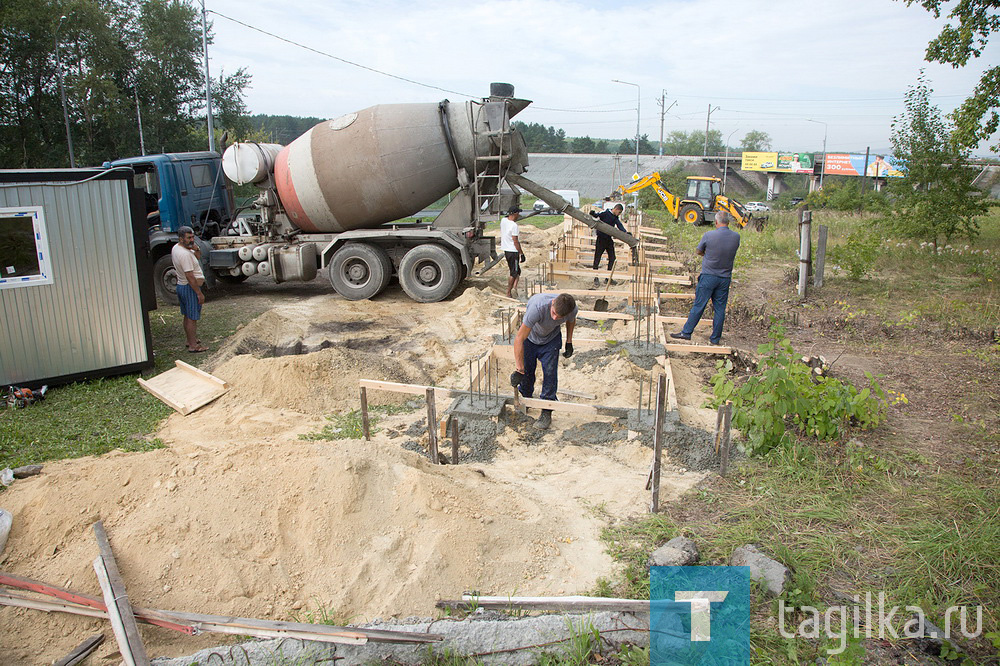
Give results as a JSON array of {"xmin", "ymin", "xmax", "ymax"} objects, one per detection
[
  {"xmin": 0, "ymin": 297, "xmax": 267, "ymax": 469},
  {"xmin": 299, "ymin": 403, "xmax": 415, "ymax": 441},
  {"xmin": 1, "ymin": 0, "xmax": 251, "ymax": 168},
  {"xmin": 709, "ymin": 324, "xmax": 886, "ymax": 455}
]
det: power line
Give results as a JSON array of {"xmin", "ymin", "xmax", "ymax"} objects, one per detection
[{"xmin": 208, "ymin": 9, "xmax": 477, "ymax": 99}]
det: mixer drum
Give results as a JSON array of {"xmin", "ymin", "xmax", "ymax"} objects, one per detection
[{"xmin": 274, "ymin": 102, "xmax": 477, "ymax": 234}]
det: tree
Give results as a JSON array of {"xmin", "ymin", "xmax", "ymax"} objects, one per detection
[
  {"xmin": 905, "ymin": 0, "xmax": 999, "ymax": 151},
  {"xmin": 887, "ymin": 72, "xmax": 990, "ymax": 247},
  {"xmin": 740, "ymin": 130, "xmax": 772, "ymax": 152},
  {"xmin": 512, "ymin": 122, "xmax": 566, "ymax": 152},
  {"xmin": 570, "ymin": 135, "xmax": 595, "ymax": 153}
]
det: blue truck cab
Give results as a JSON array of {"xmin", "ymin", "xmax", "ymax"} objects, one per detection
[{"xmin": 106, "ymin": 152, "xmax": 234, "ymax": 303}]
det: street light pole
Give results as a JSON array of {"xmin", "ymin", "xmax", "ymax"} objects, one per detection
[
  {"xmin": 54, "ymin": 15, "xmax": 76, "ymax": 168},
  {"xmin": 723, "ymin": 128, "xmax": 739, "ymax": 193},
  {"xmin": 806, "ymin": 119, "xmax": 828, "ymax": 189},
  {"xmin": 199, "ymin": 0, "xmax": 216, "ymax": 152},
  {"xmin": 612, "ymin": 79, "xmax": 640, "ymax": 177}
]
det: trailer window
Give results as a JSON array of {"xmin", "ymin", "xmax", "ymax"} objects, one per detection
[
  {"xmin": 0, "ymin": 207, "xmax": 54, "ymax": 289},
  {"xmin": 189, "ymin": 164, "xmax": 213, "ymax": 188}
]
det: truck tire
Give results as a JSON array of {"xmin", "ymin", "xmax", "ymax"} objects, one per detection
[
  {"xmin": 153, "ymin": 254, "xmax": 180, "ymax": 305},
  {"xmin": 398, "ymin": 244, "xmax": 460, "ymax": 303},
  {"xmin": 328, "ymin": 243, "xmax": 392, "ymax": 300},
  {"xmin": 680, "ymin": 204, "xmax": 703, "ymax": 226}
]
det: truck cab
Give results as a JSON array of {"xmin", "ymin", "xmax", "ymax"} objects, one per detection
[{"xmin": 106, "ymin": 152, "xmax": 234, "ymax": 303}]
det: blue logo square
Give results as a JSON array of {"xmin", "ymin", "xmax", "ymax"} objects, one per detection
[{"xmin": 650, "ymin": 566, "xmax": 754, "ymax": 665}]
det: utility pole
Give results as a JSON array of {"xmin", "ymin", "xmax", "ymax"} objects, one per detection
[
  {"xmin": 704, "ymin": 104, "xmax": 719, "ymax": 157},
  {"xmin": 657, "ymin": 91, "xmax": 676, "ymax": 156},
  {"xmin": 199, "ymin": 0, "xmax": 215, "ymax": 152}
]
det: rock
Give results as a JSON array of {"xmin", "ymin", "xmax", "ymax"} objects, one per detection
[
  {"xmin": 730, "ymin": 545, "xmax": 791, "ymax": 596},
  {"xmin": 649, "ymin": 536, "xmax": 699, "ymax": 567}
]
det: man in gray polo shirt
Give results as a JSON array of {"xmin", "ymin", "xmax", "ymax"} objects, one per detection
[
  {"xmin": 510, "ymin": 292, "xmax": 578, "ymax": 430},
  {"xmin": 670, "ymin": 211, "xmax": 741, "ymax": 345}
]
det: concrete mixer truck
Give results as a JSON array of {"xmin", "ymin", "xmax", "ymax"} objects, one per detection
[{"xmin": 139, "ymin": 83, "xmax": 639, "ymax": 304}]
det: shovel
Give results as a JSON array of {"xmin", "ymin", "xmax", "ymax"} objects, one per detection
[{"xmin": 594, "ymin": 264, "xmax": 616, "ymax": 312}]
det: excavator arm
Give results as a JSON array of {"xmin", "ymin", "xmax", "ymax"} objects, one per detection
[
  {"xmin": 714, "ymin": 195, "xmax": 753, "ymax": 229},
  {"xmin": 619, "ymin": 172, "xmax": 680, "ymax": 218}
]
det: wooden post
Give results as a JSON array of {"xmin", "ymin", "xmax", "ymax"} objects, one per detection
[
  {"xmin": 650, "ymin": 374, "xmax": 667, "ymax": 513},
  {"xmin": 713, "ymin": 403, "xmax": 724, "ymax": 452},
  {"xmin": 425, "ymin": 388, "xmax": 438, "ymax": 464},
  {"xmin": 814, "ymin": 224, "xmax": 828, "ymax": 287},
  {"xmin": 360, "ymin": 387, "xmax": 370, "ymax": 441},
  {"xmin": 797, "ymin": 210, "xmax": 811, "ymax": 299},
  {"xmin": 720, "ymin": 401, "xmax": 733, "ymax": 477},
  {"xmin": 451, "ymin": 418, "xmax": 460, "ymax": 464}
]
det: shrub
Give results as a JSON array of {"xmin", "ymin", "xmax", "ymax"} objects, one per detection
[
  {"xmin": 709, "ymin": 324, "xmax": 886, "ymax": 455},
  {"xmin": 828, "ymin": 227, "xmax": 884, "ymax": 280}
]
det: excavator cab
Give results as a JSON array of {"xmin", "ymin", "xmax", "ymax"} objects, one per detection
[{"xmin": 685, "ymin": 177, "xmax": 721, "ymax": 210}]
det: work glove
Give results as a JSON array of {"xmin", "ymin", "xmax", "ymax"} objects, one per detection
[
  {"xmin": 519, "ymin": 253, "xmax": 526, "ymax": 263},
  {"xmin": 510, "ymin": 370, "xmax": 526, "ymax": 388},
  {"xmin": 563, "ymin": 343, "xmax": 574, "ymax": 358},
  {"xmin": 589, "ymin": 210, "xmax": 599, "ymax": 218}
]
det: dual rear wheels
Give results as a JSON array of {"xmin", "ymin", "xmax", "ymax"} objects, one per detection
[{"xmin": 327, "ymin": 242, "xmax": 461, "ymax": 303}]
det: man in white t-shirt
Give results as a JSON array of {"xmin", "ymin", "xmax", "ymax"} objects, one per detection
[
  {"xmin": 171, "ymin": 226, "xmax": 208, "ymax": 352},
  {"xmin": 500, "ymin": 206, "xmax": 526, "ymax": 298}
]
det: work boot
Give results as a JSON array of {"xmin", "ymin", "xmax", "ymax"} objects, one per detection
[
  {"xmin": 593, "ymin": 277, "xmax": 600, "ymax": 287},
  {"xmin": 534, "ymin": 410, "xmax": 552, "ymax": 430},
  {"xmin": 670, "ymin": 332, "xmax": 691, "ymax": 341}
]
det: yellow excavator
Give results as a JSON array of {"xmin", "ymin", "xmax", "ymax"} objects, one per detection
[{"xmin": 619, "ymin": 172, "xmax": 760, "ymax": 229}]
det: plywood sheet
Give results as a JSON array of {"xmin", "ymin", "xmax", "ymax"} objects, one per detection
[{"xmin": 137, "ymin": 360, "xmax": 229, "ymax": 415}]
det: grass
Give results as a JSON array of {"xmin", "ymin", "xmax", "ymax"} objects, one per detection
[
  {"xmin": 0, "ymin": 296, "xmax": 267, "ymax": 470},
  {"xmin": 298, "ymin": 402, "xmax": 417, "ymax": 441}
]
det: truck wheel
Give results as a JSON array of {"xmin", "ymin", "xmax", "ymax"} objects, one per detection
[
  {"xmin": 680, "ymin": 204, "xmax": 703, "ymax": 226},
  {"xmin": 398, "ymin": 244, "xmax": 460, "ymax": 303},
  {"xmin": 153, "ymin": 254, "xmax": 180, "ymax": 305},
  {"xmin": 328, "ymin": 243, "xmax": 392, "ymax": 300}
]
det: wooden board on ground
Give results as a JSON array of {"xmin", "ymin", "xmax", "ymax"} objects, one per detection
[
  {"xmin": 137, "ymin": 360, "xmax": 229, "ymax": 415},
  {"xmin": 551, "ymin": 267, "xmax": 692, "ymax": 286}
]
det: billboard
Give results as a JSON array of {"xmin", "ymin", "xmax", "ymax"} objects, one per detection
[
  {"xmin": 741, "ymin": 152, "xmax": 815, "ymax": 174},
  {"xmin": 823, "ymin": 154, "xmax": 905, "ymax": 177}
]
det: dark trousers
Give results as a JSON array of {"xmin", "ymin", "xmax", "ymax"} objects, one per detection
[
  {"xmin": 681, "ymin": 273, "xmax": 731, "ymax": 344},
  {"xmin": 518, "ymin": 331, "xmax": 561, "ymax": 402},
  {"xmin": 593, "ymin": 235, "xmax": 616, "ymax": 271}
]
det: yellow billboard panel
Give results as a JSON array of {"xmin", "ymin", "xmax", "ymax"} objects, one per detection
[{"xmin": 741, "ymin": 152, "xmax": 778, "ymax": 172}]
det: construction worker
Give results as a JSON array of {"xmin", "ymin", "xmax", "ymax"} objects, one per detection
[
  {"xmin": 172, "ymin": 226, "xmax": 209, "ymax": 353},
  {"xmin": 589, "ymin": 203, "xmax": 626, "ymax": 286},
  {"xmin": 670, "ymin": 211, "xmax": 741, "ymax": 346},
  {"xmin": 510, "ymin": 293, "xmax": 577, "ymax": 430},
  {"xmin": 500, "ymin": 206, "xmax": 526, "ymax": 298}
]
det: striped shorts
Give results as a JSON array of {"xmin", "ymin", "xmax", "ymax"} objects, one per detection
[{"xmin": 176, "ymin": 283, "xmax": 201, "ymax": 320}]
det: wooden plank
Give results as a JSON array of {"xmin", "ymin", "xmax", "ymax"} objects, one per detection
[
  {"xmin": 93, "ymin": 557, "xmax": 140, "ymax": 666},
  {"xmin": 137, "ymin": 360, "xmax": 229, "ymax": 415},
  {"xmin": 514, "ymin": 306, "xmax": 633, "ymax": 321},
  {"xmin": 92, "ymin": 522, "xmax": 149, "ymax": 666},
  {"xmin": 551, "ymin": 268, "xmax": 691, "ymax": 286},
  {"xmin": 531, "ymin": 288, "xmax": 631, "ymax": 298},
  {"xmin": 662, "ymin": 342, "xmax": 731, "ymax": 354},
  {"xmin": 53, "ymin": 634, "xmax": 105, "ymax": 666},
  {"xmin": 175, "ymin": 359, "xmax": 229, "ymax": 389},
  {"xmin": 556, "ymin": 388, "xmax": 596, "ymax": 400},
  {"xmin": 450, "ymin": 417, "xmax": 460, "ymax": 464}
]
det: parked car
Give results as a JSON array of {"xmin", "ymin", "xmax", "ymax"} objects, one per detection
[
  {"xmin": 532, "ymin": 189, "xmax": 580, "ymax": 214},
  {"xmin": 745, "ymin": 201, "xmax": 771, "ymax": 212}
]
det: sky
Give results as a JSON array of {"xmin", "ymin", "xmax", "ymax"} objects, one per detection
[{"xmin": 202, "ymin": 0, "xmax": 1000, "ymax": 156}]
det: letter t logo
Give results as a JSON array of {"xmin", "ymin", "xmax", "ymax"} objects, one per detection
[{"xmin": 675, "ymin": 591, "xmax": 729, "ymax": 641}]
